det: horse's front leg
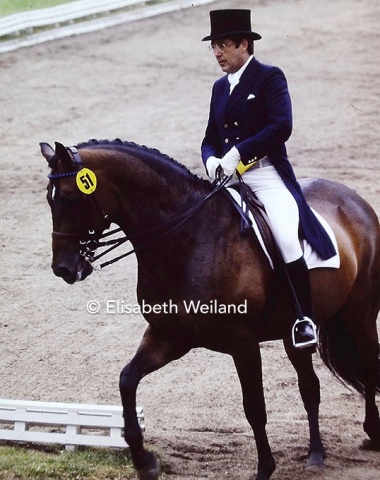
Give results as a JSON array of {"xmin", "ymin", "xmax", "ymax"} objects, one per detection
[
  {"xmin": 283, "ymin": 339, "xmax": 325, "ymax": 467},
  {"xmin": 119, "ymin": 326, "xmax": 190, "ymax": 480},
  {"xmin": 233, "ymin": 341, "xmax": 276, "ymax": 480}
]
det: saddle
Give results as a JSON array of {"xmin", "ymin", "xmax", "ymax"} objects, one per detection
[
  {"xmin": 221, "ymin": 174, "xmax": 340, "ymax": 272},
  {"xmin": 221, "ymin": 174, "xmax": 280, "ymax": 268}
]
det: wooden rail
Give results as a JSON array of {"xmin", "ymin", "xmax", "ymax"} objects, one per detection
[
  {"xmin": 0, "ymin": 398, "xmax": 144, "ymax": 450},
  {"xmin": 0, "ymin": 0, "xmax": 145, "ymax": 37},
  {"xmin": 0, "ymin": 0, "xmax": 216, "ymax": 53}
]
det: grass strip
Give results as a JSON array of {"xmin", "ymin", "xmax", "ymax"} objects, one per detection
[
  {"xmin": 0, "ymin": 1, "xmax": 75, "ymax": 17},
  {"xmin": 0, "ymin": 443, "xmax": 136, "ymax": 480}
]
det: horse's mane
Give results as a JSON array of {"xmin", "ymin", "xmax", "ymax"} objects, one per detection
[{"xmin": 76, "ymin": 138, "xmax": 210, "ymax": 187}]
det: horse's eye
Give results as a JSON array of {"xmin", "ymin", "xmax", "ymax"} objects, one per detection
[
  {"xmin": 59, "ymin": 195, "xmax": 80, "ymax": 209},
  {"xmin": 47, "ymin": 183, "xmax": 79, "ymax": 208}
]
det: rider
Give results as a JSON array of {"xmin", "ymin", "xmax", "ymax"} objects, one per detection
[{"xmin": 201, "ymin": 9, "xmax": 336, "ymax": 349}]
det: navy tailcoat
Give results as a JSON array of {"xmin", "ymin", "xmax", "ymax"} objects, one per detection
[{"xmin": 201, "ymin": 57, "xmax": 336, "ymax": 260}]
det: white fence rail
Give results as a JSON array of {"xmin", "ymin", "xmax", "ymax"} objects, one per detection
[
  {"xmin": 0, "ymin": 399, "xmax": 144, "ymax": 451},
  {"xmin": 0, "ymin": 0, "xmax": 216, "ymax": 53},
  {"xmin": 0, "ymin": 0, "xmax": 145, "ymax": 37}
]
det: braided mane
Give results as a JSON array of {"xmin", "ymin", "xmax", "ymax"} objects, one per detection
[{"xmin": 75, "ymin": 138, "xmax": 207, "ymax": 185}]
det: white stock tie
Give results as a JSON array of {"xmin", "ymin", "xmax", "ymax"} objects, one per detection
[{"xmin": 228, "ymin": 73, "xmax": 240, "ymax": 94}]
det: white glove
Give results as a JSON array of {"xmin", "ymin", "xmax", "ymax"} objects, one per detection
[
  {"xmin": 220, "ymin": 146, "xmax": 241, "ymax": 176},
  {"xmin": 205, "ymin": 156, "xmax": 221, "ymax": 180}
]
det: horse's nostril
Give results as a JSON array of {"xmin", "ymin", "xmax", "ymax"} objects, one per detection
[{"xmin": 52, "ymin": 266, "xmax": 76, "ymax": 284}]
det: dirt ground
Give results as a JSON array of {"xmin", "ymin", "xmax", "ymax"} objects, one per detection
[{"xmin": 1, "ymin": 0, "xmax": 380, "ymax": 478}]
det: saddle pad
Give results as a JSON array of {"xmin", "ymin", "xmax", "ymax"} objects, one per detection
[{"xmin": 226, "ymin": 187, "xmax": 340, "ymax": 270}]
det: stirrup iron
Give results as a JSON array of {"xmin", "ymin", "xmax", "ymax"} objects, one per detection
[{"xmin": 292, "ymin": 317, "xmax": 318, "ymax": 349}]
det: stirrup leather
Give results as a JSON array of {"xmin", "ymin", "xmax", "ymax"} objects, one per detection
[{"xmin": 292, "ymin": 317, "xmax": 318, "ymax": 349}]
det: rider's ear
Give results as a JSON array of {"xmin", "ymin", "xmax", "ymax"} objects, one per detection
[{"xmin": 55, "ymin": 141, "xmax": 73, "ymax": 169}]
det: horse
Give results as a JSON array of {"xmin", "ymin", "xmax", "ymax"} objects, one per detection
[{"xmin": 40, "ymin": 139, "xmax": 380, "ymax": 480}]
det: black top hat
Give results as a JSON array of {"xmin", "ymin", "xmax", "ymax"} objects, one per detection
[{"xmin": 202, "ymin": 9, "xmax": 262, "ymax": 42}]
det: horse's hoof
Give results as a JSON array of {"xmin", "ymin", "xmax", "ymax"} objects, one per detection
[
  {"xmin": 307, "ymin": 451, "xmax": 325, "ymax": 468},
  {"xmin": 361, "ymin": 438, "xmax": 380, "ymax": 451},
  {"xmin": 255, "ymin": 458, "xmax": 276, "ymax": 479},
  {"xmin": 137, "ymin": 451, "xmax": 161, "ymax": 480}
]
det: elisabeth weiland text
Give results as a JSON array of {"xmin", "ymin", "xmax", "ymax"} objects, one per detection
[{"xmin": 107, "ymin": 299, "xmax": 248, "ymax": 315}]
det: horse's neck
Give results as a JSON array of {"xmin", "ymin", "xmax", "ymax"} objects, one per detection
[{"xmin": 95, "ymin": 150, "xmax": 207, "ymax": 235}]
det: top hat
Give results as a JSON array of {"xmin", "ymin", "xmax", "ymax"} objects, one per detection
[{"xmin": 202, "ymin": 9, "xmax": 262, "ymax": 42}]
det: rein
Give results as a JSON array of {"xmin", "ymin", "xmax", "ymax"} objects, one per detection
[
  {"xmin": 95, "ymin": 175, "xmax": 229, "ymax": 270},
  {"xmin": 48, "ymin": 147, "xmax": 230, "ymax": 271}
]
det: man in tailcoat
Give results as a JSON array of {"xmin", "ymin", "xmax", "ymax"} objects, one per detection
[{"xmin": 201, "ymin": 9, "xmax": 336, "ymax": 348}]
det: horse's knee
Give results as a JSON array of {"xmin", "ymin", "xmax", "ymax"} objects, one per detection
[
  {"xmin": 119, "ymin": 363, "xmax": 148, "ymax": 467},
  {"xmin": 119, "ymin": 362, "xmax": 140, "ymax": 395},
  {"xmin": 119, "ymin": 364, "xmax": 131, "ymax": 390},
  {"xmin": 119, "ymin": 363, "xmax": 142, "ymax": 436}
]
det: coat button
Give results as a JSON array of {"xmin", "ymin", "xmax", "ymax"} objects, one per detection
[
  {"xmin": 224, "ymin": 123, "xmax": 228, "ymax": 128},
  {"xmin": 225, "ymin": 138, "xmax": 229, "ymax": 143},
  {"xmin": 234, "ymin": 121, "xmax": 239, "ymax": 126}
]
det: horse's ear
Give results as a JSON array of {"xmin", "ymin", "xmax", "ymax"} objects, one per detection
[
  {"xmin": 54, "ymin": 141, "xmax": 72, "ymax": 169},
  {"xmin": 40, "ymin": 142, "xmax": 55, "ymax": 164}
]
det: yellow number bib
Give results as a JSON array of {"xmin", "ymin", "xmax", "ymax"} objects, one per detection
[{"xmin": 76, "ymin": 168, "xmax": 97, "ymax": 194}]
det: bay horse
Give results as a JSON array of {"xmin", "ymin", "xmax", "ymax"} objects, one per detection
[{"xmin": 41, "ymin": 139, "xmax": 380, "ymax": 480}]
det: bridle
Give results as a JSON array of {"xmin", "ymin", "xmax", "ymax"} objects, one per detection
[
  {"xmin": 48, "ymin": 146, "xmax": 115, "ymax": 268},
  {"xmin": 48, "ymin": 146, "xmax": 232, "ymax": 271}
]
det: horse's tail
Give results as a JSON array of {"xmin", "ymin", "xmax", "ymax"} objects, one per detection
[{"xmin": 318, "ymin": 316, "xmax": 380, "ymax": 396}]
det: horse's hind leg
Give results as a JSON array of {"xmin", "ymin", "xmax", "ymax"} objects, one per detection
[
  {"xmin": 321, "ymin": 305, "xmax": 380, "ymax": 447},
  {"xmin": 119, "ymin": 326, "xmax": 190, "ymax": 480},
  {"xmin": 363, "ymin": 344, "xmax": 380, "ymax": 448},
  {"xmin": 283, "ymin": 339, "xmax": 325, "ymax": 467},
  {"xmin": 347, "ymin": 316, "xmax": 380, "ymax": 446}
]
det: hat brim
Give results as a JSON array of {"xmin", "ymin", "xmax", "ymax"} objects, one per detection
[{"xmin": 202, "ymin": 30, "xmax": 262, "ymax": 41}]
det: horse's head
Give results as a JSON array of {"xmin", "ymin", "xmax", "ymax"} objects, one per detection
[{"xmin": 41, "ymin": 142, "xmax": 111, "ymax": 284}]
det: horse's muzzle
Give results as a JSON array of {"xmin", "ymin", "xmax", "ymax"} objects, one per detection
[{"xmin": 52, "ymin": 259, "xmax": 93, "ymax": 284}]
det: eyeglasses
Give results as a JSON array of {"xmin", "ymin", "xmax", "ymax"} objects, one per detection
[{"xmin": 208, "ymin": 41, "xmax": 235, "ymax": 53}]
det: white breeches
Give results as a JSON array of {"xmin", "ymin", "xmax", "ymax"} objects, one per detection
[{"xmin": 233, "ymin": 165, "xmax": 303, "ymax": 263}]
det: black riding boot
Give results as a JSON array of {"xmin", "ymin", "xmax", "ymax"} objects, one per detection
[{"xmin": 285, "ymin": 256, "xmax": 318, "ymax": 349}]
